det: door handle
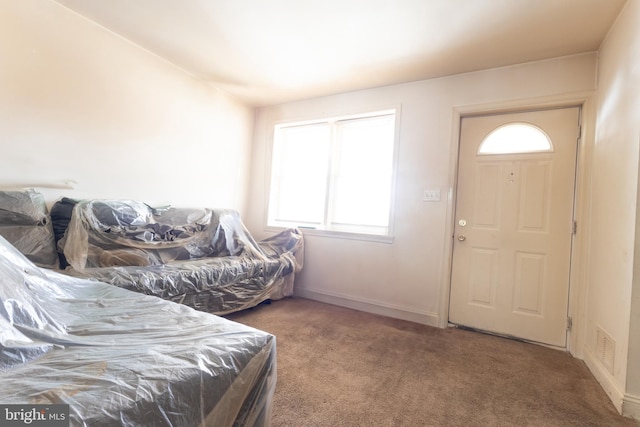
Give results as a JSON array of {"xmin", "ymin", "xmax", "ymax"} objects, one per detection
[{"xmin": 457, "ymin": 234, "xmax": 466, "ymax": 242}]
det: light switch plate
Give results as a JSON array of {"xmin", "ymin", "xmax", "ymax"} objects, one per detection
[{"xmin": 423, "ymin": 189, "xmax": 441, "ymax": 202}]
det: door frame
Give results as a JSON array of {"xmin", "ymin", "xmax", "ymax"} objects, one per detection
[{"xmin": 439, "ymin": 93, "xmax": 595, "ymax": 356}]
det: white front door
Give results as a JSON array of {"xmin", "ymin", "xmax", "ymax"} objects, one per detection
[{"xmin": 449, "ymin": 107, "xmax": 580, "ymax": 347}]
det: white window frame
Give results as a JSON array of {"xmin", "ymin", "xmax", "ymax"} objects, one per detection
[
  {"xmin": 265, "ymin": 107, "xmax": 400, "ymax": 243},
  {"xmin": 477, "ymin": 122, "xmax": 554, "ymax": 155}
]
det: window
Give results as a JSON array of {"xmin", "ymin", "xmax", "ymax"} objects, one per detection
[
  {"xmin": 267, "ymin": 110, "xmax": 397, "ymax": 238},
  {"xmin": 478, "ymin": 122, "xmax": 553, "ymax": 155}
]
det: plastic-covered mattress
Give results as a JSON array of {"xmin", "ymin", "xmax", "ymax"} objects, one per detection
[
  {"xmin": 59, "ymin": 200, "xmax": 303, "ymax": 315},
  {"xmin": 0, "ymin": 235, "xmax": 276, "ymax": 426}
]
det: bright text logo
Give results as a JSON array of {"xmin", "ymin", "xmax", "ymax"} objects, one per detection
[{"xmin": 0, "ymin": 405, "xmax": 68, "ymax": 426}]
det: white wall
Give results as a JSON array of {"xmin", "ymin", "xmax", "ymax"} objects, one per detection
[
  {"xmin": 0, "ymin": 0, "xmax": 253, "ymax": 211},
  {"xmin": 247, "ymin": 53, "xmax": 597, "ymax": 326},
  {"xmin": 585, "ymin": 0, "xmax": 640, "ymax": 417}
]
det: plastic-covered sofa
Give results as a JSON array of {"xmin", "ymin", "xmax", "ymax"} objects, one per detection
[
  {"xmin": 0, "ymin": 190, "xmax": 303, "ymax": 316},
  {"xmin": 58, "ymin": 199, "xmax": 303, "ymax": 315},
  {"xmin": 0, "ymin": 235, "xmax": 276, "ymax": 426}
]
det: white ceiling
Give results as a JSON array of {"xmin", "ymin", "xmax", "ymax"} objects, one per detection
[{"xmin": 54, "ymin": 0, "xmax": 627, "ymax": 106}]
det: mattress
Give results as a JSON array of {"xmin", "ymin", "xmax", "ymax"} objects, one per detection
[{"xmin": 0, "ymin": 235, "xmax": 276, "ymax": 426}]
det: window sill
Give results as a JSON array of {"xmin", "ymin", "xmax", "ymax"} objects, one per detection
[{"xmin": 264, "ymin": 225, "xmax": 394, "ymax": 244}]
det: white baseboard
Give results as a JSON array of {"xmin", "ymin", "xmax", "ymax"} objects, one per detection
[
  {"xmin": 583, "ymin": 347, "xmax": 625, "ymax": 413},
  {"xmin": 623, "ymin": 393, "xmax": 640, "ymax": 421},
  {"xmin": 294, "ymin": 287, "xmax": 441, "ymax": 327}
]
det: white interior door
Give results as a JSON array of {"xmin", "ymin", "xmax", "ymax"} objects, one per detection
[{"xmin": 449, "ymin": 107, "xmax": 580, "ymax": 347}]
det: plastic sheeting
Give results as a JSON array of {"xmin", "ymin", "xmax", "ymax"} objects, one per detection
[
  {"xmin": 0, "ymin": 189, "xmax": 49, "ymax": 225},
  {"xmin": 60, "ymin": 200, "xmax": 303, "ymax": 315},
  {"xmin": 0, "ymin": 189, "xmax": 59, "ymax": 269},
  {"xmin": 61, "ymin": 201, "xmax": 271, "ymax": 269},
  {"xmin": 0, "ymin": 235, "xmax": 276, "ymax": 426}
]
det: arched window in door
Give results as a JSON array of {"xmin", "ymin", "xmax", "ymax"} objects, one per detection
[{"xmin": 478, "ymin": 122, "xmax": 553, "ymax": 155}]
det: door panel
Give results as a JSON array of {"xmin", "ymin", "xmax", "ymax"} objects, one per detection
[
  {"xmin": 513, "ymin": 251, "xmax": 545, "ymax": 315},
  {"xmin": 468, "ymin": 248, "xmax": 498, "ymax": 307},
  {"xmin": 518, "ymin": 161, "xmax": 551, "ymax": 231},
  {"xmin": 449, "ymin": 107, "xmax": 580, "ymax": 347},
  {"xmin": 474, "ymin": 164, "xmax": 502, "ymax": 228}
]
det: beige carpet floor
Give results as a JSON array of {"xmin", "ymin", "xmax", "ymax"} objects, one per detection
[{"xmin": 227, "ymin": 297, "xmax": 639, "ymax": 427}]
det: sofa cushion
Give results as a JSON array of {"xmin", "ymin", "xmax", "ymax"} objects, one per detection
[
  {"xmin": 0, "ymin": 225, "xmax": 59, "ymax": 269},
  {"xmin": 0, "ymin": 190, "xmax": 59, "ymax": 269},
  {"xmin": 0, "ymin": 189, "xmax": 48, "ymax": 225},
  {"xmin": 62, "ymin": 200, "xmax": 246, "ymax": 269},
  {"xmin": 91, "ymin": 200, "xmax": 153, "ymax": 227}
]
